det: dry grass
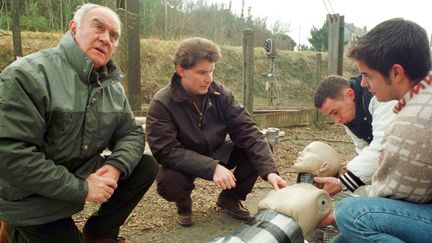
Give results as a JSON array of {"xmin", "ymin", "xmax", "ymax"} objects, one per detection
[{"xmin": 0, "ymin": 30, "xmax": 358, "ymax": 107}]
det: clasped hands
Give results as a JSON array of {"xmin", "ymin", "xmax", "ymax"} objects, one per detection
[{"xmin": 85, "ymin": 164, "xmax": 121, "ymax": 203}]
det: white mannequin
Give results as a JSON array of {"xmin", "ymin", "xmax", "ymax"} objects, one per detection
[
  {"xmin": 258, "ymin": 141, "xmax": 342, "ymax": 237},
  {"xmin": 292, "ymin": 141, "xmax": 341, "ymax": 177}
]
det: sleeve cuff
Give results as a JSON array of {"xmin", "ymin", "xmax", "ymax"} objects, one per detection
[
  {"xmin": 339, "ymin": 170, "xmax": 365, "ymax": 192},
  {"xmin": 104, "ymin": 159, "xmax": 128, "ymax": 180},
  {"xmin": 262, "ymin": 171, "xmax": 279, "ymax": 181}
]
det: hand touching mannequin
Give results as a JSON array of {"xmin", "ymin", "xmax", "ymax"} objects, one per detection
[{"xmin": 258, "ymin": 141, "xmax": 342, "ymax": 237}]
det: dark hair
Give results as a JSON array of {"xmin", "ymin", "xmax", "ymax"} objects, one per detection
[
  {"xmin": 314, "ymin": 75, "xmax": 349, "ymax": 108},
  {"xmin": 174, "ymin": 37, "xmax": 221, "ymax": 69},
  {"xmin": 348, "ymin": 18, "xmax": 431, "ymax": 84}
]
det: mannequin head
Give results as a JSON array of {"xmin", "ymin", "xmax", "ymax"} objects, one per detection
[{"xmin": 292, "ymin": 141, "xmax": 341, "ymax": 177}]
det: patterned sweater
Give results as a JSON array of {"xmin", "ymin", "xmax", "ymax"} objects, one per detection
[{"xmin": 369, "ymin": 72, "xmax": 432, "ymax": 203}]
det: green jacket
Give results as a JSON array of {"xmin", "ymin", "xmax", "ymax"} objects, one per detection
[{"xmin": 0, "ymin": 32, "xmax": 144, "ymax": 225}]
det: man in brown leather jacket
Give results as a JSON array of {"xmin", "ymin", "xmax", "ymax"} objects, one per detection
[{"xmin": 146, "ymin": 37, "xmax": 287, "ymax": 227}]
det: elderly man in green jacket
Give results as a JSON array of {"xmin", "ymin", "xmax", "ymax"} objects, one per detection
[{"xmin": 0, "ymin": 3, "xmax": 157, "ymax": 243}]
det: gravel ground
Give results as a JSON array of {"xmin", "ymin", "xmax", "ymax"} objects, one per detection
[{"xmin": 74, "ymin": 123, "xmax": 357, "ymax": 243}]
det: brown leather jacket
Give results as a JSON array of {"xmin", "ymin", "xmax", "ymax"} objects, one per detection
[{"xmin": 146, "ymin": 73, "xmax": 278, "ymax": 180}]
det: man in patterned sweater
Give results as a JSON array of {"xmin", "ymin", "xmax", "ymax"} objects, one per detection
[{"xmin": 319, "ymin": 18, "xmax": 432, "ymax": 242}]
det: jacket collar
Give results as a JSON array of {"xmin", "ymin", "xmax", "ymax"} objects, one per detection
[
  {"xmin": 394, "ymin": 71, "xmax": 432, "ymax": 113},
  {"xmin": 58, "ymin": 31, "xmax": 124, "ymax": 85},
  {"xmin": 345, "ymin": 76, "xmax": 373, "ymax": 143},
  {"xmin": 170, "ymin": 72, "xmax": 221, "ymax": 103}
]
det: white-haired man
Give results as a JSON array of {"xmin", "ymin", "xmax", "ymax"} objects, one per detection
[{"xmin": 0, "ymin": 3, "xmax": 157, "ymax": 242}]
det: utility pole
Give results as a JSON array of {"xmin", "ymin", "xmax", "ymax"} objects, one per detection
[{"xmin": 327, "ymin": 14, "xmax": 344, "ymax": 75}]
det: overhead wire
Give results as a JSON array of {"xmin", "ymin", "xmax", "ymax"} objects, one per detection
[
  {"xmin": 322, "ymin": 0, "xmax": 335, "ymax": 21},
  {"xmin": 326, "ymin": 0, "xmax": 336, "ymax": 15}
]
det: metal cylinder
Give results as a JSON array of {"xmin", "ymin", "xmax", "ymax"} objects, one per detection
[
  {"xmin": 296, "ymin": 172, "xmax": 322, "ymax": 188},
  {"xmin": 296, "ymin": 172, "xmax": 315, "ymax": 184},
  {"xmin": 205, "ymin": 209, "xmax": 304, "ymax": 243},
  {"xmin": 264, "ymin": 127, "xmax": 280, "ymax": 144}
]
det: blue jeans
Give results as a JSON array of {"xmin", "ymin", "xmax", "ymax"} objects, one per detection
[{"xmin": 331, "ymin": 197, "xmax": 432, "ymax": 243}]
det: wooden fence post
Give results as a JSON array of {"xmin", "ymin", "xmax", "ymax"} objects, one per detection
[
  {"xmin": 242, "ymin": 29, "xmax": 254, "ymax": 114},
  {"xmin": 11, "ymin": 0, "xmax": 22, "ymax": 59},
  {"xmin": 315, "ymin": 52, "xmax": 323, "ymax": 122},
  {"xmin": 117, "ymin": 0, "xmax": 141, "ymax": 111}
]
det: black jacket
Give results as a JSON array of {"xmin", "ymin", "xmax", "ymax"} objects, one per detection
[
  {"xmin": 345, "ymin": 75, "xmax": 373, "ymax": 144},
  {"xmin": 146, "ymin": 73, "xmax": 278, "ymax": 180}
]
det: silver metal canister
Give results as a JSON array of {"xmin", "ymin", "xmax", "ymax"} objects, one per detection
[
  {"xmin": 205, "ymin": 209, "xmax": 304, "ymax": 243},
  {"xmin": 264, "ymin": 127, "xmax": 280, "ymax": 144}
]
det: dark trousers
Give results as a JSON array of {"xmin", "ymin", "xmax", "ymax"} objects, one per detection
[
  {"xmin": 6, "ymin": 154, "xmax": 158, "ymax": 243},
  {"xmin": 156, "ymin": 146, "xmax": 259, "ymax": 202}
]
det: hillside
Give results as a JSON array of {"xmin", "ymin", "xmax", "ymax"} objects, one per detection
[
  {"xmin": 138, "ymin": 38, "xmax": 358, "ymax": 109},
  {"xmin": 0, "ymin": 31, "xmax": 359, "ymax": 109}
]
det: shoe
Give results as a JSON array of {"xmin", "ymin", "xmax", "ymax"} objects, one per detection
[
  {"xmin": 216, "ymin": 193, "xmax": 251, "ymax": 220},
  {"xmin": 83, "ymin": 229, "xmax": 130, "ymax": 243},
  {"xmin": 175, "ymin": 197, "xmax": 194, "ymax": 227},
  {"xmin": 176, "ymin": 212, "xmax": 194, "ymax": 227}
]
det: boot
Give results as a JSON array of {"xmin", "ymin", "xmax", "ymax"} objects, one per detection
[
  {"xmin": 175, "ymin": 196, "xmax": 194, "ymax": 227},
  {"xmin": 216, "ymin": 193, "xmax": 251, "ymax": 220}
]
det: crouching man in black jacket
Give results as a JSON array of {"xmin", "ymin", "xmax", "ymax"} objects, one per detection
[{"xmin": 146, "ymin": 37, "xmax": 287, "ymax": 227}]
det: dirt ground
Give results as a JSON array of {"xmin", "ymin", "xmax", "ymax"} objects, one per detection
[{"xmin": 74, "ymin": 123, "xmax": 356, "ymax": 243}]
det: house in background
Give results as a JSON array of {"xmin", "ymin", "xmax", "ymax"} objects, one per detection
[{"xmin": 344, "ymin": 22, "xmax": 367, "ymax": 45}]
